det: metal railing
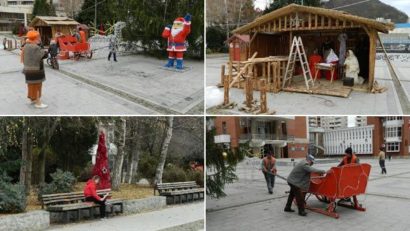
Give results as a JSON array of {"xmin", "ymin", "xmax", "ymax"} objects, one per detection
[{"xmin": 240, "ymin": 133, "xmax": 292, "ymax": 141}]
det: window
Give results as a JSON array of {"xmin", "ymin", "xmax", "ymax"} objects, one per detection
[
  {"xmin": 386, "ymin": 142, "xmax": 400, "ymax": 152},
  {"xmin": 386, "ymin": 126, "xmax": 402, "ymax": 138},
  {"xmin": 222, "ymin": 122, "xmax": 227, "ymax": 134}
]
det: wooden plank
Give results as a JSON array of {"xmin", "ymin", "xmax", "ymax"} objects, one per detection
[
  {"xmin": 284, "ymin": 16, "xmax": 287, "ymax": 30},
  {"xmin": 315, "ymin": 14, "xmax": 318, "ymax": 28},
  {"xmin": 308, "ymin": 13, "xmax": 312, "ymax": 29}
]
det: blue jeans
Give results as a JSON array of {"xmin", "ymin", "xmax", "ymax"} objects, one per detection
[{"xmin": 263, "ymin": 172, "xmax": 275, "ymax": 193}]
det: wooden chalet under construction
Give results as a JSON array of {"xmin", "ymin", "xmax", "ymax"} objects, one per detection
[{"xmin": 220, "ymin": 4, "xmax": 394, "ymax": 97}]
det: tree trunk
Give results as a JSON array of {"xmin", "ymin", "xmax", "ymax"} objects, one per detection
[
  {"xmin": 26, "ymin": 134, "xmax": 32, "ymax": 194},
  {"xmin": 112, "ymin": 118, "xmax": 126, "ymax": 191},
  {"xmin": 124, "ymin": 118, "xmax": 141, "ymax": 184},
  {"xmin": 20, "ymin": 118, "xmax": 28, "ymax": 193},
  {"xmin": 155, "ymin": 117, "xmax": 174, "ymax": 184},
  {"xmin": 20, "ymin": 118, "xmax": 33, "ymax": 194},
  {"xmin": 38, "ymin": 118, "xmax": 60, "ymax": 184}
]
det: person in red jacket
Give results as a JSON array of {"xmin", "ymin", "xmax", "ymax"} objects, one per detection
[
  {"xmin": 84, "ymin": 175, "xmax": 109, "ymax": 219},
  {"xmin": 162, "ymin": 13, "xmax": 191, "ymax": 70}
]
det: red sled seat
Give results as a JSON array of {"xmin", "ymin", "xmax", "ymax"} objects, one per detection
[{"xmin": 305, "ymin": 163, "xmax": 371, "ymax": 218}]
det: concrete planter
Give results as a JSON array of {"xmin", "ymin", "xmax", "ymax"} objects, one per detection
[
  {"xmin": 123, "ymin": 196, "xmax": 167, "ymax": 214},
  {"xmin": 0, "ymin": 210, "xmax": 50, "ymax": 231}
]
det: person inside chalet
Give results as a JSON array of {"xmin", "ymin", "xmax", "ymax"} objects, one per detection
[{"xmin": 338, "ymin": 147, "xmax": 360, "ymax": 167}]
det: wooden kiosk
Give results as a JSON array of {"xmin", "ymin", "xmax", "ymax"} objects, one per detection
[{"xmin": 220, "ymin": 4, "xmax": 394, "ymax": 97}]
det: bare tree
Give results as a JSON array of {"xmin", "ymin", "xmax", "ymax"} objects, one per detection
[
  {"xmin": 38, "ymin": 117, "xmax": 61, "ymax": 184},
  {"xmin": 112, "ymin": 118, "xmax": 126, "ymax": 191},
  {"xmin": 124, "ymin": 118, "xmax": 141, "ymax": 184},
  {"xmin": 19, "ymin": 117, "xmax": 32, "ymax": 194},
  {"xmin": 154, "ymin": 117, "xmax": 174, "ymax": 184}
]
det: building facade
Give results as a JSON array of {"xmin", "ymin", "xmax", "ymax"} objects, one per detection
[
  {"xmin": 355, "ymin": 116, "xmax": 367, "ymax": 127},
  {"xmin": 211, "ymin": 116, "xmax": 309, "ymax": 158},
  {"xmin": 324, "ymin": 125, "xmax": 374, "ymax": 155},
  {"xmin": 368, "ymin": 116, "xmax": 410, "ymax": 156}
]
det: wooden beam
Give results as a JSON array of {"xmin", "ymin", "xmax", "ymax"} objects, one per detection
[
  {"xmin": 230, "ymin": 52, "xmax": 258, "ymax": 88},
  {"xmin": 367, "ymin": 28, "xmax": 377, "ymax": 91},
  {"xmin": 308, "ymin": 13, "xmax": 312, "ymax": 29},
  {"xmin": 321, "ymin": 16, "xmax": 324, "ymax": 28},
  {"xmin": 259, "ymin": 79, "xmax": 267, "ymax": 113},
  {"xmin": 220, "ymin": 65, "xmax": 225, "ymax": 86},
  {"xmin": 223, "ymin": 74, "xmax": 230, "ymax": 105},
  {"xmin": 279, "ymin": 17, "xmax": 282, "ymax": 31},
  {"xmin": 315, "ymin": 14, "xmax": 318, "ymax": 28}
]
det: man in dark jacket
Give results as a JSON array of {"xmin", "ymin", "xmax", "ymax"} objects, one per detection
[
  {"xmin": 84, "ymin": 175, "xmax": 109, "ymax": 219},
  {"xmin": 284, "ymin": 155, "xmax": 326, "ymax": 216}
]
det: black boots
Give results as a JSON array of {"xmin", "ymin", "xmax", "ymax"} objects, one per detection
[
  {"xmin": 298, "ymin": 211, "xmax": 307, "ymax": 216},
  {"xmin": 284, "ymin": 207, "xmax": 295, "ymax": 212}
]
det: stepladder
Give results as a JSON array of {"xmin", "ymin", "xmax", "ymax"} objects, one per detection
[{"xmin": 282, "ymin": 36, "xmax": 314, "ymax": 90}]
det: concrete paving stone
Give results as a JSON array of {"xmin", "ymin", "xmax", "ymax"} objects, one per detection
[
  {"xmin": 206, "ymin": 55, "xmax": 403, "ymax": 115},
  {"xmin": 48, "ymin": 202, "xmax": 204, "ymax": 231},
  {"xmin": 207, "ymin": 158, "xmax": 410, "ymax": 231},
  {"xmin": 0, "ymin": 38, "xmax": 203, "ymax": 115}
]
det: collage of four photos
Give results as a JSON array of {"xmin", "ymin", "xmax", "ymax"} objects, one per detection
[{"xmin": 1, "ymin": 0, "xmax": 410, "ymax": 230}]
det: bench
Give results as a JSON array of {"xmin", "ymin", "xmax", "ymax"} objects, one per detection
[
  {"xmin": 40, "ymin": 189, "xmax": 124, "ymax": 223},
  {"xmin": 154, "ymin": 181, "xmax": 204, "ymax": 204}
]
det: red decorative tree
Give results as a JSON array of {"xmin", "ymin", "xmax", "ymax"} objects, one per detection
[{"xmin": 92, "ymin": 131, "xmax": 111, "ymax": 189}]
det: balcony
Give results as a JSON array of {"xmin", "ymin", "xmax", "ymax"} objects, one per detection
[
  {"xmin": 239, "ymin": 133, "xmax": 291, "ymax": 142},
  {"xmin": 214, "ymin": 134, "xmax": 231, "ymax": 143}
]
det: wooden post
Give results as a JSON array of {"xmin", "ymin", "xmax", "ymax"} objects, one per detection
[
  {"xmin": 267, "ymin": 61, "xmax": 271, "ymax": 90},
  {"xmin": 272, "ymin": 62, "xmax": 279, "ymax": 93},
  {"xmin": 228, "ymin": 61, "xmax": 233, "ymax": 84},
  {"xmin": 260, "ymin": 79, "xmax": 267, "ymax": 113},
  {"xmin": 245, "ymin": 69, "xmax": 253, "ymax": 108},
  {"xmin": 367, "ymin": 28, "xmax": 377, "ymax": 91},
  {"xmin": 220, "ymin": 65, "xmax": 225, "ymax": 86},
  {"xmin": 223, "ymin": 74, "xmax": 229, "ymax": 105}
]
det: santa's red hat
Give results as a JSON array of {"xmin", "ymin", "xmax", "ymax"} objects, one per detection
[{"xmin": 174, "ymin": 17, "xmax": 185, "ymax": 24}]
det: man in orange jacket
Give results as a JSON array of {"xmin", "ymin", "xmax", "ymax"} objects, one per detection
[
  {"xmin": 84, "ymin": 175, "xmax": 109, "ymax": 219},
  {"xmin": 338, "ymin": 147, "xmax": 359, "ymax": 167},
  {"xmin": 261, "ymin": 151, "xmax": 277, "ymax": 194}
]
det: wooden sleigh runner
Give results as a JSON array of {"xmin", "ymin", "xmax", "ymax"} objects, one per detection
[{"xmin": 303, "ymin": 163, "xmax": 371, "ymax": 219}]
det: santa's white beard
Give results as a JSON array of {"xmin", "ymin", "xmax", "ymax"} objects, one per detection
[{"xmin": 171, "ymin": 27, "xmax": 183, "ymax": 37}]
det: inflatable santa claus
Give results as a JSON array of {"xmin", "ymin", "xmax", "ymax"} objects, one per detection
[{"xmin": 162, "ymin": 13, "xmax": 191, "ymax": 70}]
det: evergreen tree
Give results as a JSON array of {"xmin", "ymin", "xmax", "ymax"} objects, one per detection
[
  {"xmin": 76, "ymin": 0, "xmax": 116, "ymax": 26},
  {"xmin": 206, "ymin": 118, "xmax": 244, "ymax": 198},
  {"xmin": 32, "ymin": 0, "xmax": 56, "ymax": 19},
  {"xmin": 75, "ymin": 0, "xmax": 203, "ymax": 58}
]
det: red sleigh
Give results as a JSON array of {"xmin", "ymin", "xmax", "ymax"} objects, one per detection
[
  {"xmin": 57, "ymin": 35, "xmax": 93, "ymax": 60},
  {"xmin": 304, "ymin": 163, "xmax": 371, "ymax": 219}
]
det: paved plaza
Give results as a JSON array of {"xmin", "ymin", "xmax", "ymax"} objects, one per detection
[
  {"xmin": 207, "ymin": 158, "xmax": 410, "ymax": 231},
  {"xmin": 0, "ymin": 37, "xmax": 203, "ymax": 115},
  {"xmin": 206, "ymin": 54, "xmax": 405, "ymax": 115},
  {"xmin": 48, "ymin": 202, "xmax": 204, "ymax": 231}
]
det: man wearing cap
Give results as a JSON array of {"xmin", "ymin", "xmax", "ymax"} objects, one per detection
[
  {"xmin": 261, "ymin": 151, "xmax": 276, "ymax": 194},
  {"xmin": 338, "ymin": 147, "xmax": 359, "ymax": 167},
  {"xmin": 284, "ymin": 155, "xmax": 326, "ymax": 216},
  {"xmin": 21, "ymin": 30, "xmax": 48, "ymax": 108}
]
